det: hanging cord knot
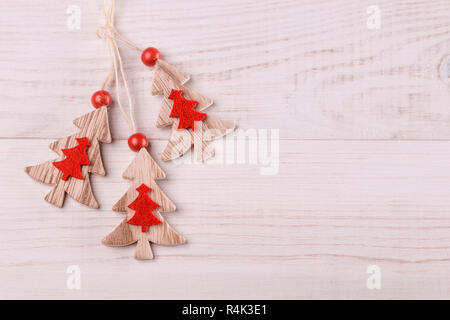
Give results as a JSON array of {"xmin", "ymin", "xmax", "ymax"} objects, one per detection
[
  {"xmin": 96, "ymin": 23, "xmax": 114, "ymax": 40},
  {"xmin": 97, "ymin": 0, "xmax": 142, "ymax": 134}
]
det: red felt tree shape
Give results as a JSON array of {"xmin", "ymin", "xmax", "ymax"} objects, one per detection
[
  {"xmin": 103, "ymin": 148, "xmax": 185, "ymax": 260},
  {"xmin": 127, "ymin": 184, "xmax": 162, "ymax": 232},
  {"xmin": 24, "ymin": 106, "xmax": 111, "ymax": 208},
  {"xmin": 53, "ymin": 137, "xmax": 91, "ymax": 181},
  {"xmin": 168, "ymin": 89, "xmax": 206, "ymax": 130},
  {"xmin": 151, "ymin": 59, "xmax": 235, "ymax": 161}
]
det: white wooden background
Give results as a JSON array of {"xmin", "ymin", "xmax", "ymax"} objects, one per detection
[{"xmin": 1, "ymin": 0, "xmax": 450, "ymax": 299}]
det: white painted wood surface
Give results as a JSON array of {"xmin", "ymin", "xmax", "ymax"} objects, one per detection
[{"xmin": 1, "ymin": 0, "xmax": 450, "ymax": 299}]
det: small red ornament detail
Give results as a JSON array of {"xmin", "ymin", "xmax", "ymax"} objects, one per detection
[
  {"xmin": 53, "ymin": 137, "xmax": 91, "ymax": 181},
  {"xmin": 141, "ymin": 47, "xmax": 161, "ymax": 67},
  {"xmin": 91, "ymin": 90, "xmax": 111, "ymax": 108},
  {"xmin": 168, "ymin": 89, "xmax": 207, "ymax": 131},
  {"xmin": 128, "ymin": 133, "xmax": 149, "ymax": 152},
  {"xmin": 127, "ymin": 184, "xmax": 162, "ymax": 232}
]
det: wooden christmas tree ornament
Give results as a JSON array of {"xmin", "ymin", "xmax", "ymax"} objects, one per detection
[
  {"xmin": 24, "ymin": 104, "xmax": 111, "ymax": 208},
  {"xmin": 149, "ymin": 54, "xmax": 236, "ymax": 162},
  {"xmin": 103, "ymin": 147, "xmax": 185, "ymax": 260}
]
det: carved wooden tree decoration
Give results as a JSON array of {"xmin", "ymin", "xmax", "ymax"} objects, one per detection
[
  {"xmin": 24, "ymin": 106, "xmax": 111, "ymax": 208},
  {"xmin": 151, "ymin": 59, "xmax": 236, "ymax": 161},
  {"xmin": 102, "ymin": 148, "xmax": 185, "ymax": 260}
]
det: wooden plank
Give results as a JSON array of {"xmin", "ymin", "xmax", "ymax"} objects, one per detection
[
  {"xmin": 0, "ymin": 0, "xmax": 450, "ymax": 140},
  {"xmin": 3, "ymin": 139, "xmax": 450, "ymax": 298}
]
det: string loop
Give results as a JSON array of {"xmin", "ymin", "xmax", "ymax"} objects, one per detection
[{"xmin": 97, "ymin": 0, "xmax": 142, "ymax": 133}]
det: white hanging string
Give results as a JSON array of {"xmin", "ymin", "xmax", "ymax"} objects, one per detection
[{"xmin": 96, "ymin": 0, "xmax": 143, "ymax": 133}]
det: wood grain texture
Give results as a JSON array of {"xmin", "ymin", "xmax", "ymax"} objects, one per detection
[
  {"xmin": 103, "ymin": 148, "xmax": 185, "ymax": 260},
  {"xmin": 2, "ymin": 0, "xmax": 450, "ymax": 141},
  {"xmin": 152, "ymin": 59, "xmax": 236, "ymax": 161},
  {"xmin": 1, "ymin": 0, "xmax": 450, "ymax": 299},
  {"xmin": 24, "ymin": 106, "xmax": 111, "ymax": 208}
]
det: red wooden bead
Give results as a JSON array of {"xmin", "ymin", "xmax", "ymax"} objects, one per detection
[
  {"xmin": 141, "ymin": 47, "xmax": 161, "ymax": 66},
  {"xmin": 128, "ymin": 133, "xmax": 149, "ymax": 152},
  {"xmin": 91, "ymin": 90, "xmax": 111, "ymax": 108}
]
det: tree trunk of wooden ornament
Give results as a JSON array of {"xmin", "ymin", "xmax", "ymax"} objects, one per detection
[
  {"xmin": 135, "ymin": 238, "xmax": 153, "ymax": 260},
  {"xmin": 151, "ymin": 59, "xmax": 236, "ymax": 161},
  {"xmin": 24, "ymin": 106, "xmax": 111, "ymax": 208},
  {"xmin": 102, "ymin": 148, "xmax": 186, "ymax": 260}
]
